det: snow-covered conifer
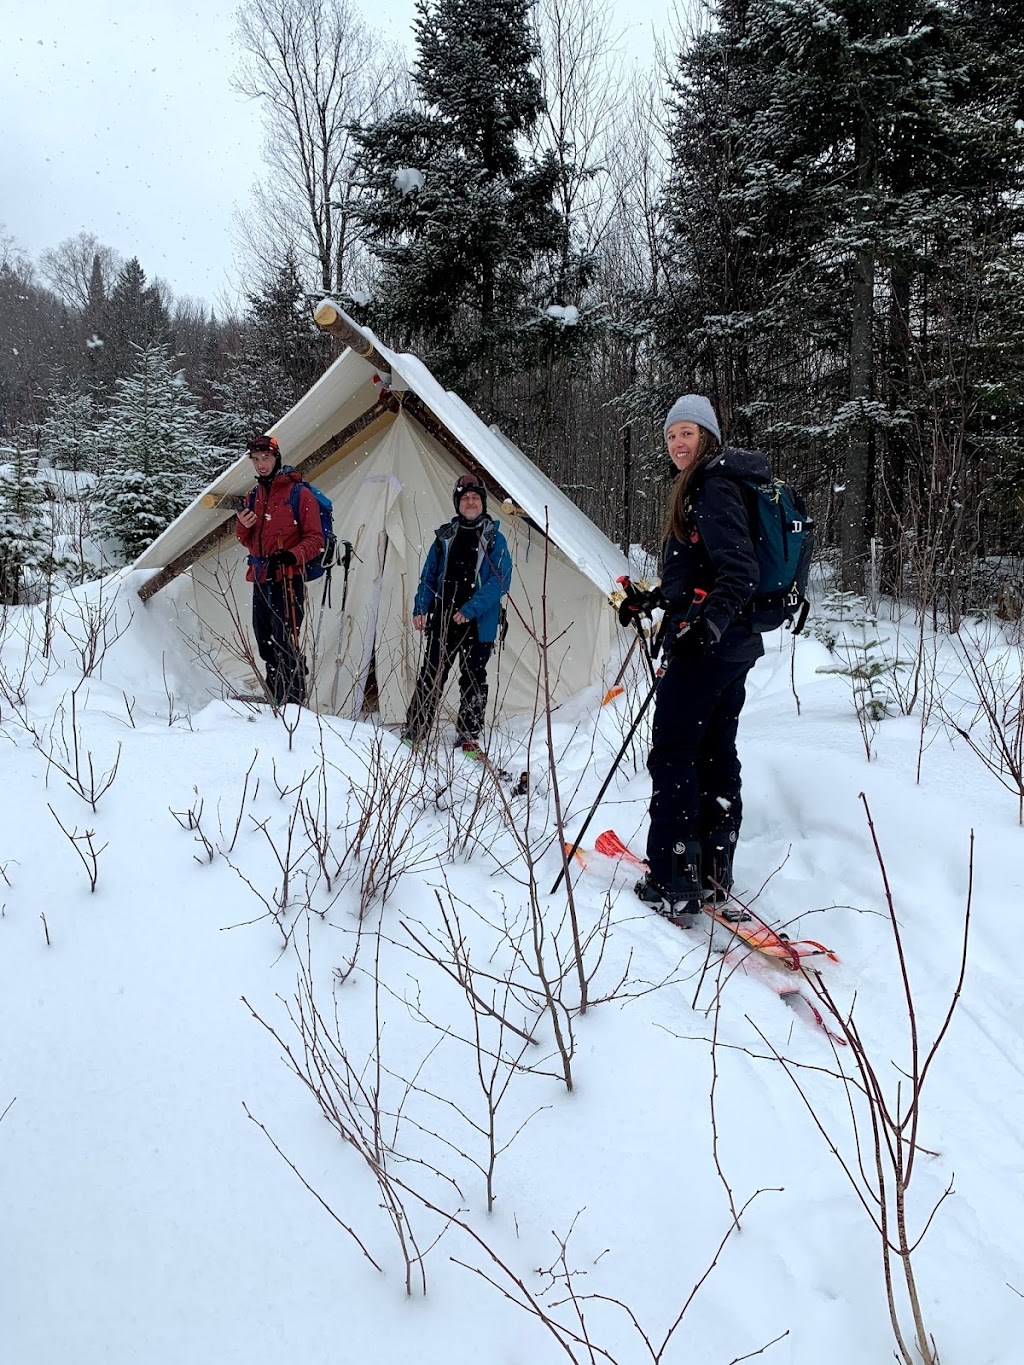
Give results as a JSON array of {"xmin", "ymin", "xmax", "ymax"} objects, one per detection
[
  {"xmin": 0, "ymin": 442, "xmax": 57, "ymax": 603},
  {"xmin": 98, "ymin": 257, "xmax": 171, "ymax": 390},
  {"xmin": 94, "ymin": 344, "xmax": 206, "ymax": 561},
  {"xmin": 351, "ymin": 0, "xmax": 562, "ymax": 410},
  {"xmin": 39, "ymin": 383, "xmax": 102, "ymax": 474},
  {"xmin": 213, "ymin": 254, "xmax": 332, "ymax": 440}
]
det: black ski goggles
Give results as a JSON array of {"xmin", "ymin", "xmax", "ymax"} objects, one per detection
[
  {"xmin": 454, "ymin": 474, "xmax": 485, "ymax": 496},
  {"xmin": 248, "ymin": 435, "xmax": 279, "ymax": 456}
]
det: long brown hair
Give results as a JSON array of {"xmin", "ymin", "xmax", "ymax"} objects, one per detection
[{"xmin": 661, "ymin": 428, "xmax": 719, "ymax": 545}]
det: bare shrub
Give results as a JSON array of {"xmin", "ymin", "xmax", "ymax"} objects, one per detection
[
  {"xmin": 944, "ymin": 621, "xmax": 1024, "ymax": 823},
  {"xmin": 48, "ymin": 803, "xmax": 107, "ymax": 893},
  {"xmin": 54, "ymin": 580, "xmax": 131, "ymax": 679},
  {"xmin": 37, "ymin": 690, "xmax": 122, "ymax": 811},
  {"xmin": 752, "ymin": 796, "xmax": 968, "ymax": 1365}
]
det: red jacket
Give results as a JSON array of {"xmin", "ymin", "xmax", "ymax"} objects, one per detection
[{"xmin": 236, "ymin": 470, "xmax": 324, "ymax": 584}]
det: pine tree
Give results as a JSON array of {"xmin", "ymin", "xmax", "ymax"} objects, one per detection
[
  {"xmin": 98, "ymin": 258, "xmax": 171, "ymax": 390},
  {"xmin": 82, "ymin": 252, "xmax": 108, "ymax": 391},
  {"xmin": 657, "ymin": 0, "xmax": 1024, "ymax": 597},
  {"xmin": 94, "ymin": 344, "xmax": 206, "ymax": 561},
  {"xmin": 214, "ymin": 254, "xmax": 332, "ymax": 440},
  {"xmin": 657, "ymin": 0, "xmax": 779, "ymax": 438},
  {"xmin": 351, "ymin": 0, "xmax": 562, "ymax": 412},
  {"xmin": 39, "ymin": 382, "xmax": 101, "ymax": 473},
  {"xmin": 0, "ymin": 442, "xmax": 56, "ymax": 604},
  {"xmin": 0, "ymin": 262, "xmax": 68, "ymax": 434},
  {"xmin": 942, "ymin": 0, "xmax": 1024, "ymax": 559}
]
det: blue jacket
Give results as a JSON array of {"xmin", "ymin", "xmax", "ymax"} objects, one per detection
[{"xmin": 413, "ymin": 516, "xmax": 512, "ymax": 644}]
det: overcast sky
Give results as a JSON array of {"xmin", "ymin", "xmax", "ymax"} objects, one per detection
[{"xmin": 2, "ymin": 0, "xmax": 668, "ymax": 313}]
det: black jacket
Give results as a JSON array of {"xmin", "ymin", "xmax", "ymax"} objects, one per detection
[{"xmin": 660, "ymin": 446, "xmax": 769, "ymax": 665}]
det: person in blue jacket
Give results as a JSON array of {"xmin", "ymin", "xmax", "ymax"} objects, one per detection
[
  {"xmin": 403, "ymin": 471, "xmax": 512, "ymax": 750},
  {"xmin": 624, "ymin": 395, "xmax": 767, "ymax": 922}
]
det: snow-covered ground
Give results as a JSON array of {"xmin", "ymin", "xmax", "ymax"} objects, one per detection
[{"xmin": 2, "ymin": 570, "xmax": 1022, "ymax": 1365}]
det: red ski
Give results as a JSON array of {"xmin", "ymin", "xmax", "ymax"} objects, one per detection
[{"xmin": 590, "ymin": 830, "xmax": 839, "ymax": 972}]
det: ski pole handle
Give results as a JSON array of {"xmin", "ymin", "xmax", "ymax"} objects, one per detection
[
  {"xmin": 676, "ymin": 587, "xmax": 708, "ymax": 633},
  {"xmin": 654, "ymin": 587, "xmax": 707, "ymax": 668}
]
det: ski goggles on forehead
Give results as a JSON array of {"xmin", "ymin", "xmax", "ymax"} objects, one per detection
[
  {"xmin": 455, "ymin": 474, "xmax": 485, "ymax": 494},
  {"xmin": 248, "ymin": 435, "xmax": 279, "ymax": 455}
]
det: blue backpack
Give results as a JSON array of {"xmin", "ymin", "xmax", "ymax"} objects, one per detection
[
  {"xmin": 739, "ymin": 477, "xmax": 814, "ymax": 633},
  {"xmin": 287, "ymin": 481, "xmax": 336, "ymax": 580}
]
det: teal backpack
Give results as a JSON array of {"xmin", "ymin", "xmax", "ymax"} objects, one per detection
[{"xmin": 740, "ymin": 477, "xmax": 814, "ymax": 633}]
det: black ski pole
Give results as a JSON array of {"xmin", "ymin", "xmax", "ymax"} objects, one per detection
[
  {"xmin": 338, "ymin": 540, "xmax": 353, "ymax": 613},
  {"xmin": 551, "ymin": 672, "xmax": 661, "ymax": 895},
  {"xmin": 552, "ymin": 587, "xmax": 708, "ymax": 895},
  {"xmin": 328, "ymin": 541, "xmax": 356, "ymax": 714}
]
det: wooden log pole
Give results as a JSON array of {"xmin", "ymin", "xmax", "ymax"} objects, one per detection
[
  {"xmin": 201, "ymin": 492, "xmax": 246, "ymax": 512},
  {"xmin": 137, "ymin": 393, "xmax": 399, "ymax": 603},
  {"xmin": 313, "ymin": 299, "xmax": 392, "ymax": 373},
  {"xmin": 312, "ymin": 305, "xmax": 534, "ymax": 522}
]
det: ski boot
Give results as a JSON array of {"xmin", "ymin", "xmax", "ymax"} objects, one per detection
[
  {"xmin": 702, "ymin": 833, "xmax": 751, "ymax": 922},
  {"xmin": 636, "ymin": 840, "xmax": 704, "ymax": 925}
]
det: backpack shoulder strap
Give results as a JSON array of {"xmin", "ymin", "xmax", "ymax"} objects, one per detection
[{"xmin": 287, "ymin": 480, "xmax": 310, "ymax": 520}]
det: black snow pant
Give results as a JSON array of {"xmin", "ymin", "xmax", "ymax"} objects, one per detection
[
  {"xmin": 253, "ymin": 575, "xmax": 307, "ymax": 705},
  {"xmin": 645, "ymin": 652, "xmax": 754, "ymax": 895},
  {"xmin": 404, "ymin": 617, "xmax": 493, "ymax": 743}
]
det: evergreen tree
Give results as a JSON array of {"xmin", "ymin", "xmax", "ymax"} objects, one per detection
[
  {"xmin": 94, "ymin": 344, "xmax": 206, "ymax": 561},
  {"xmin": 0, "ymin": 262, "xmax": 68, "ymax": 435},
  {"xmin": 81, "ymin": 253, "xmax": 108, "ymax": 386},
  {"xmin": 214, "ymin": 254, "xmax": 333, "ymax": 440},
  {"xmin": 657, "ymin": 0, "xmax": 1024, "ymax": 596},
  {"xmin": 657, "ymin": 0, "xmax": 778, "ymax": 437},
  {"xmin": 98, "ymin": 258, "xmax": 171, "ymax": 389},
  {"xmin": 351, "ymin": 0, "xmax": 562, "ymax": 413},
  {"xmin": 943, "ymin": 0, "xmax": 1024, "ymax": 559},
  {"xmin": 39, "ymin": 382, "xmax": 102, "ymax": 473},
  {"xmin": 0, "ymin": 442, "xmax": 56, "ymax": 603}
]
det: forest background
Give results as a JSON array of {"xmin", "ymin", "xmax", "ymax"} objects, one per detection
[{"xmin": 2, "ymin": 0, "xmax": 1022, "ymax": 621}]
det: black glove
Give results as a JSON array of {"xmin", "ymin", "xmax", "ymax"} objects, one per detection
[
  {"xmin": 667, "ymin": 612, "xmax": 718, "ymax": 656},
  {"xmin": 616, "ymin": 578, "xmax": 665, "ymax": 627},
  {"xmin": 267, "ymin": 549, "xmax": 298, "ymax": 575}
]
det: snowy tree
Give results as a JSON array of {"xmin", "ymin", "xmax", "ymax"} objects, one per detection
[
  {"xmin": 0, "ymin": 443, "xmax": 56, "ymax": 604},
  {"xmin": 39, "ymin": 382, "xmax": 102, "ymax": 473},
  {"xmin": 351, "ymin": 0, "xmax": 562, "ymax": 413},
  {"xmin": 656, "ymin": 0, "xmax": 1024, "ymax": 597},
  {"xmin": 94, "ymin": 344, "xmax": 206, "ymax": 561},
  {"xmin": 98, "ymin": 258, "xmax": 171, "ymax": 390},
  {"xmin": 213, "ymin": 253, "xmax": 332, "ymax": 440},
  {"xmin": 0, "ymin": 258, "xmax": 67, "ymax": 434}
]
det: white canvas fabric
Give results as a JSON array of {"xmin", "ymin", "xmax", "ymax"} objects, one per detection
[{"xmin": 135, "ymin": 335, "xmax": 630, "ymax": 722}]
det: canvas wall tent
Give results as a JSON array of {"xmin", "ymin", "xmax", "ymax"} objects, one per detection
[{"xmin": 134, "ymin": 318, "xmax": 631, "ymax": 723}]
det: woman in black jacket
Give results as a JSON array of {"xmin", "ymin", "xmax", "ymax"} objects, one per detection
[{"xmin": 633, "ymin": 394, "xmax": 767, "ymax": 923}]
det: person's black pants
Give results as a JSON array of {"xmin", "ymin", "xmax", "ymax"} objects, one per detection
[
  {"xmin": 252, "ymin": 575, "xmax": 307, "ymax": 704},
  {"xmin": 645, "ymin": 652, "xmax": 753, "ymax": 891},
  {"xmin": 405, "ymin": 618, "xmax": 493, "ymax": 742}
]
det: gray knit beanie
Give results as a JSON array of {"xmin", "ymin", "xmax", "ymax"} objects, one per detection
[{"xmin": 663, "ymin": 394, "xmax": 721, "ymax": 443}]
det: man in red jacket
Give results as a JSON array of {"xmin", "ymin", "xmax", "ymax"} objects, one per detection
[{"xmin": 235, "ymin": 434, "xmax": 324, "ymax": 705}]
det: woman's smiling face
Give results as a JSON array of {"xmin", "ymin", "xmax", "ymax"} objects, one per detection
[{"xmin": 665, "ymin": 421, "xmax": 704, "ymax": 473}]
